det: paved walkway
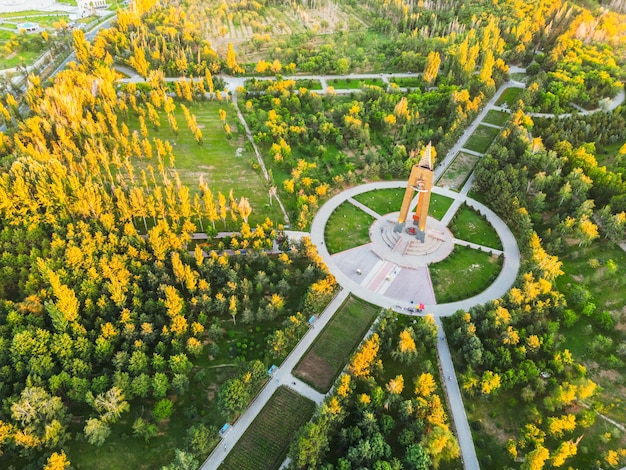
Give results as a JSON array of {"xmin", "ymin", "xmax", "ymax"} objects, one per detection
[
  {"xmin": 436, "ymin": 316, "xmax": 480, "ymax": 470},
  {"xmin": 200, "ymin": 289, "xmax": 350, "ymax": 469}
]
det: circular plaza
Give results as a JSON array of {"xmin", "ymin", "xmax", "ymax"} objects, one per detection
[{"xmin": 309, "ymin": 181, "xmax": 521, "ymax": 315}]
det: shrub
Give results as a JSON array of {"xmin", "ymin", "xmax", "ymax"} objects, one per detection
[{"xmin": 153, "ymin": 399, "xmax": 174, "ymax": 421}]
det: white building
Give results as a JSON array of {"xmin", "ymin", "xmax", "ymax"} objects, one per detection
[
  {"xmin": 78, "ymin": 0, "xmax": 108, "ymax": 15},
  {"xmin": 16, "ymin": 22, "xmax": 39, "ymax": 32}
]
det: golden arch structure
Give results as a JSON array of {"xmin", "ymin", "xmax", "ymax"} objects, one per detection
[{"xmin": 395, "ymin": 143, "xmax": 434, "ymax": 242}]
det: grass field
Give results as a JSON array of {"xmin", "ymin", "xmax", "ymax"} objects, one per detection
[
  {"xmin": 324, "ymin": 201, "xmax": 376, "ymax": 254},
  {"xmin": 327, "ymin": 77, "xmax": 385, "ymax": 89},
  {"xmin": 219, "ymin": 387, "xmax": 315, "ymax": 470},
  {"xmin": 482, "ymin": 109, "xmax": 510, "ymax": 126},
  {"xmin": 429, "ymin": 193, "xmax": 455, "ymax": 220},
  {"xmin": 352, "ymin": 188, "xmax": 405, "ymax": 216},
  {"xmin": 124, "ymin": 100, "xmax": 284, "ymax": 227},
  {"xmin": 495, "ymin": 87, "xmax": 523, "ymax": 107},
  {"xmin": 463, "ymin": 125, "xmax": 500, "ymax": 154},
  {"xmin": 351, "ymin": 188, "xmax": 453, "ymax": 221},
  {"xmin": 295, "ymin": 78, "xmax": 323, "ymax": 90},
  {"xmin": 449, "ymin": 205, "xmax": 502, "ymax": 250},
  {"xmin": 389, "ymin": 76, "xmax": 423, "ymax": 87},
  {"xmin": 437, "ymin": 152, "xmax": 481, "ymax": 191},
  {"xmin": 293, "ymin": 296, "xmax": 380, "ymax": 392},
  {"xmin": 596, "ymin": 139, "xmax": 626, "ymax": 167},
  {"xmin": 429, "ymin": 245, "xmax": 502, "ymax": 303},
  {"xmin": 0, "ymin": 49, "xmax": 42, "ymax": 70}
]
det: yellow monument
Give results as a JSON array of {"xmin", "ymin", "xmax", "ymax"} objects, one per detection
[{"xmin": 395, "ymin": 143, "xmax": 434, "ymax": 242}]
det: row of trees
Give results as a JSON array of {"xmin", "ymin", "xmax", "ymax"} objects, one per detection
[
  {"xmin": 241, "ymin": 77, "xmax": 487, "ymax": 227},
  {"xmin": 459, "ymin": 85, "xmax": 626, "ymax": 466},
  {"xmin": 289, "ymin": 312, "xmax": 459, "ymax": 469},
  {"xmin": 0, "ymin": 36, "xmax": 337, "ymax": 466}
]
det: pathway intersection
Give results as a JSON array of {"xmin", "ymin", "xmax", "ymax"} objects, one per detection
[
  {"xmin": 3, "ymin": 9, "xmax": 624, "ymax": 468},
  {"xmin": 201, "ymin": 79, "xmax": 530, "ymax": 470}
]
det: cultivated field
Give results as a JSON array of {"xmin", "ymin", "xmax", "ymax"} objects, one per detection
[
  {"xmin": 219, "ymin": 386, "xmax": 315, "ymax": 470},
  {"xmin": 463, "ymin": 124, "xmax": 501, "ymax": 154},
  {"xmin": 437, "ymin": 151, "xmax": 480, "ymax": 191},
  {"xmin": 293, "ymin": 296, "xmax": 380, "ymax": 392}
]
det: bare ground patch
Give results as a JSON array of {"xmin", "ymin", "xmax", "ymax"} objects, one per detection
[
  {"xmin": 293, "ymin": 352, "xmax": 336, "ymax": 392},
  {"xmin": 437, "ymin": 151, "xmax": 480, "ymax": 190}
]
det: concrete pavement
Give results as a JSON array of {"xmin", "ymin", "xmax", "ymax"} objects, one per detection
[{"xmin": 436, "ymin": 316, "xmax": 480, "ymax": 470}]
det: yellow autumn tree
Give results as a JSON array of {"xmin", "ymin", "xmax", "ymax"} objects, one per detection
[
  {"xmin": 415, "ymin": 372, "xmax": 437, "ymax": 397},
  {"xmin": 548, "ymin": 414, "xmax": 576, "ymax": 438},
  {"xmin": 522, "ymin": 445, "xmax": 550, "ymax": 470},
  {"xmin": 386, "ymin": 375, "xmax": 404, "ymax": 395},
  {"xmin": 226, "ymin": 43, "xmax": 243, "ymax": 74},
  {"xmin": 480, "ymin": 370, "xmax": 501, "ymax": 395},
  {"xmin": 44, "ymin": 451, "xmax": 71, "ymax": 470},
  {"xmin": 423, "ymin": 51, "xmax": 441, "ymax": 85},
  {"xmin": 529, "ymin": 233, "xmax": 563, "ymax": 280},
  {"xmin": 348, "ymin": 334, "xmax": 379, "ymax": 378},
  {"xmin": 392, "ymin": 328, "xmax": 418, "ymax": 364}
]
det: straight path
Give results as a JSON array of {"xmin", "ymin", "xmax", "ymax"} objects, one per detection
[
  {"xmin": 435, "ymin": 316, "xmax": 480, "ymax": 470},
  {"xmin": 200, "ymin": 288, "xmax": 350, "ymax": 469},
  {"xmin": 434, "ymin": 80, "xmax": 525, "ymax": 181},
  {"xmin": 347, "ymin": 197, "xmax": 382, "ymax": 219}
]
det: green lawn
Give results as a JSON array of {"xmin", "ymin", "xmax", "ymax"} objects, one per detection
[
  {"xmin": 327, "ymin": 77, "xmax": 385, "ymax": 89},
  {"xmin": 495, "ymin": 87, "xmax": 523, "ymax": 107},
  {"xmin": 0, "ymin": 10, "xmax": 68, "ymax": 18},
  {"xmin": 463, "ymin": 125, "xmax": 500, "ymax": 154},
  {"xmin": 293, "ymin": 295, "xmax": 380, "ymax": 392},
  {"xmin": 449, "ymin": 205, "xmax": 502, "ymax": 250},
  {"xmin": 219, "ymin": 387, "xmax": 316, "ymax": 470},
  {"xmin": 351, "ymin": 188, "xmax": 453, "ymax": 221},
  {"xmin": 124, "ymin": 100, "xmax": 284, "ymax": 227},
  {"xmin": 294, "ymin": 78, "xmax": 323, "ymax": 90},
  {"xmin": 482, "ymin": 110, "xmax": 510, "ymax": 127},
  {"xmin": 429, "ymin": 193, "xmax": 455, "ymax": 220},
  {"xmin": 0, "ymin": 49, "xmax": 42, "ymax": 69},
  {"xmin": 324, "ymin": 201, "xmax": 376, "ymax": 254},
  {"xmin": 352, "ymin": 188, "xmax": 405, "ymax": 216},
  {"xmin": 429, "ymin": 245, "xmax": 502, "ymax": 303},
  {"xmin": 388, "ymin": 76, "xmax": 423, "ymax": 87}
]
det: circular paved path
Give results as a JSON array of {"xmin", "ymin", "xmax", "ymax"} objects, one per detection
[{"xmin": 309, "ymin": 182, "xmax": 521, "ymax": 316}]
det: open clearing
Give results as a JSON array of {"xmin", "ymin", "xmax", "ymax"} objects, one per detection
[
  {"xmin": 437, "ymin": 151, "xmax": 481, "ymax": 191},
  {"xmin": 293, "ymin": 295, "xmax": 380, "ymax": 392},
  {"xmin": 124, "ymin": 100, "xmax": 284, "ymax": 227}
]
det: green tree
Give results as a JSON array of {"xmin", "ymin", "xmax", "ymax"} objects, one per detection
[
  {"xmin": 161, "ymin": 448, "xmax": 199, "ymax": 470},
  {"xmin": 83, "ymin": 418, "xmax": 110, "ymax": 446},
  {"xmin": 153, "ymin": 399, "xmax": 174, "ymax": 421},
  {"xmin": 132, "ymin": 417, "xmax": 158, "ymax": 443},
  {"xmin": 218, "ymin": 378, "xmax": 249, "ymax": 417},
  {"xmin": 405, "ymin": 443, "xmax": 431, "ymax": 470},
  {"xmin": 10, "ymin": 387, "xmax": 68, "ymax": 451}
]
